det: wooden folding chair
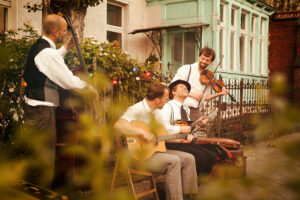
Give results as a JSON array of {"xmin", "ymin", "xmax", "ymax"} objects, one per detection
[{"xmin": 110, "ymin": 136, "xmax": 159, "ymax": 200}]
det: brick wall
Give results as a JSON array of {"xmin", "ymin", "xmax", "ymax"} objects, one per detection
[
  {"xmin": 269, "ymin": 19, "xmax": 297, "ymax": 82},
  {"xmin": 268, "ymin": 18, "xmax": 297, "ymax": 99}
]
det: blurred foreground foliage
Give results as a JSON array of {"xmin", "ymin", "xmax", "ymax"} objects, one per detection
[{"xmin": 0, "ymin": 23, "xmax": 300, "ymax": 200}]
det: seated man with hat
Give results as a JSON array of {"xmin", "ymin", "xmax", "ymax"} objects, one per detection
[{"xmin": 156, "ymin": 80, "xmax": 217, "ymax": 176}]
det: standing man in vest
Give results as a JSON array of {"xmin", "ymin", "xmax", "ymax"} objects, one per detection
[
  {"xmin": 23, "ymin": 14, "xmax": 96, "ymax": 187},
  {"xmin": 171, "ymin": 46, "xmax": 229, "ymax": 121}
]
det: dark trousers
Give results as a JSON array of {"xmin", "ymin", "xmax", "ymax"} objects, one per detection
[
  {"xmin": 23, "ymin": 104, "xmax": 56, "ymax": 188},
  {"xmin": 166, "ymin": 143, "xmax": 217, "ymax": 176}
]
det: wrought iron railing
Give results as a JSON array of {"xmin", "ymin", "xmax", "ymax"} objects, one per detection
[{"xmin": 198, "ymin": 78, "xmax": 270, "ymax": 143}]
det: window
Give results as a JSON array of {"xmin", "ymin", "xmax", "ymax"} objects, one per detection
[
  {"xmin": 230, "ymin": 6, "xmax": 237, "ymax": 70},
  {"xmin": 241, "ymin": 12, "xmax": 246, "ymax": 30},
  {"xmin": 260, "ymin": 18, "xmax": 265, "ymax": 35},
  {"xmin": 220, "ymin": 3, "xmax": 224, "ymax": 23},
  {"xmin": 260, "ymin": 18, "xmax": 266, "ymax": 74},
  {"xmin": 107, "ymin": 4, "xmax": 122, "ymax": 27},
  {"xmin": 170, "ymin": 31, "xmax": 196, "ymax": 71},
  {"xmin": 231, "ymin": 8, "xmax": 236, "ymax": 26},
  {"xmin": 0, "ymin": 7, "xmax": 7, "ymax": 33},
  {"xmin": 219, "ymin": 28, "xmax": 224, "ymax": 69},
  {"xmin": 230, "ymin": 31, "xmax": 235, "ymax": 70},
  {"xmin": 239, "ymin": 11, "xmax": 247, "ymax": 72},
  {"xmin": 183, "ymin": 32, "xmax": 196, "ymax": 65},
  {"xmin": 250, "ymin": 37, "xmax": 255, "ymax": 73},
  {"xmin": 239, "ymin": 35, "xmax": 245, "ymax": 72},
  {"xmin": 260, "ymin": 40, "xmax": 264, "ymax": 74},
  {"xmin": 107, "ymin": 31, "xmax": 122, "ymax": 44},
  {"xmin": 251, "ymin": 16, "xmax": 256, "ymax": 33},
  {"xmin": 107, "ymin": 3, "xmax": 123, "ymax": 47},
  {"xmin": 219, "ymin": 2, "xmax": 226, "ymax": 69}
]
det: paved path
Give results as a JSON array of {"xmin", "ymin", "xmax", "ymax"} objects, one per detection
[{"xmin": 198, "ymin": 133, "xmax": 300, "ymax": 200}]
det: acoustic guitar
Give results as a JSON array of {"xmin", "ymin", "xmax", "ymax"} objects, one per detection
[{"xmin": 126, "ymin": 121, "xmax": 187, "ymax": 160}]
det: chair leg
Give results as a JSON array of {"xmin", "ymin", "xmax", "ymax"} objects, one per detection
[
  {"xmin": 127, "ymin": 168, "xmax": 138, "ymax": 200},
  {"xmin": 110, "ymin": 156, "xmax": 119, "ymax": 193},
  {"xmin": 151, "ymin": 175, "xmax": 159, "ymax": 200}
]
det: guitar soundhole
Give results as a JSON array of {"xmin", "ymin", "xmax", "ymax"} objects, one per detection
[{"xmin": 127, "ymin": 138, "xmax": 136, "ymax": 144}]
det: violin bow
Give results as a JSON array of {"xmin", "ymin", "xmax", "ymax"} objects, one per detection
[{"xmin": 197, "ymin": 55, "xmax": 224, "ymax": 109}]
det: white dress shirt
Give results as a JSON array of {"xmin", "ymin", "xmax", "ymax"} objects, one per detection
[
  {"xmin": 156, "ymin": 100, "xmax": 190, "ymax": 135},
  {"xmin": 25, "ymin": 36, "xmax": 87, "ymax": 106},
  {"xmin": 121, "ymin": 98, "xmax": 159, "ymax": 123},
  {"xmin": 172, "ymin": 62, "xmax": 210, "ymax": 108}
]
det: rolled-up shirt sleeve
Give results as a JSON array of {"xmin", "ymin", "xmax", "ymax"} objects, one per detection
[
  {"xmin": 156, "ymin": 104, "xmax": 180, "ymax": 135},
  {"xmin": 57, "ymin": 46, "xmax": 68, "ymax": 57},
  {"xmin": 34, "ymin": 48, "xmax": 87, "ymax": 90}
]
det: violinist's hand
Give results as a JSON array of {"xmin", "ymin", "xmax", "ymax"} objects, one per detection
[
  {"xmin": 220, "ymin": 87, "xmax": 229, "ymax": 96},
  {"xmin": 180, "ymin": 126, "xmax": 191, "ymax": 134},
  {"xmin": 64, "ymin": 37, "xmax": 75, "ymax": 51},
  {"xmin": 189, "ymin": 92, "xmax": 204, "ymax": 101}
]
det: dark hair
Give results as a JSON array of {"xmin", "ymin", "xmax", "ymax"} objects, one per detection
[
  {"xmin": 169, "ymin": 85, "xmax": 178, "ymax": 100},
  {"xmin": 146, "ymin": 83, "xmax": 169, "ymax": 101},
  {"xmin": 199, "ymin": 46, "xmax": 216, "ymax": 61}
]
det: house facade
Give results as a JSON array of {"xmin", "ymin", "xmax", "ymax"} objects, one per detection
[
  {"xmin": 140, "ymin": 0, "xmax": 275, "ymax": 82},
  {"xmin": 1, "ymin": 0, "xmax": 274, "ymax": 82}
]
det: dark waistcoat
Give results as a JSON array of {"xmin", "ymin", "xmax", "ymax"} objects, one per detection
[{"xmin": 24, "ymin": 38, "xmax": 59, "ymax": 106}]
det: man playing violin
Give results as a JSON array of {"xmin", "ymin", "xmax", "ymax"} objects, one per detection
[
  {"xmin": 156, "ymin": 80, "xmax": 217, "ymax": 176},
  {"xmin": 114, "ymin": 83, "xmax": 198, "ymax": 200},
  {"xmin": 171, "ymin": 46, "xmax": 229, "ymax": 121}
]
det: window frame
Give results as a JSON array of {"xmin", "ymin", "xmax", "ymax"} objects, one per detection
[
  {"xmin": 0, "ymin": 6, "xmax": 8, "ymax": 34},
  {"xmin": 259, "ymin": 18, "xmax": 266, "ymax": 75},
  {"xmin": 106, "ymin": 2, "xmax": 124, "ymax": 47}
]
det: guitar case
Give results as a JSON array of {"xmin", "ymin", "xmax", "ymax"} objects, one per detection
[{"xmin": 195, "ymin": 137, "xmax": 246, "ymax": 176}]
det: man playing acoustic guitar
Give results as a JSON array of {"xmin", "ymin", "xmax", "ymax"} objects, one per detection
[{"xmin": 114, "ymin": 83, "xmax": 198, "ymax": 200}]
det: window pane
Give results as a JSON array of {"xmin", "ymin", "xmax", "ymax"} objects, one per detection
[
  {"xmin": 107, "ymin": 4, "xmax": 122, "ymax": 27},
  {"xmin": 241, "ymin": 13, "xmax": 246, "ymax": 30},
  {"xmin": 251, "ymin": 16, "xmax": 255, "ymax": 33},
  {"xmin": 171, "ymin": 33, "xmax": 183, "ymax": 71},
  {"xmin": 219, "ymin": 29, "xmax": 224, "ymax": 69},
  {"xmin": 260, "ymin": 19, "xmax": 264, "ymax": 35},
  {"xmin": 231, "ymin": 8, "xmax": 235, "ymax": 26},
  {"xmin": 250, "ymin": 38, "xmax": 254, "ymax": 73},
  {"xmin": 260, "ymin": 40, "xmax": 264, "ymax": 74},
  {"xmin": 107, "ymin": 31, "xmax": 122, "ymax": 46},
  {"xmin": 230, "ymin": 32, "xmax": 235, "ymax": 70},
  {"xmin": 184, "ymin": 32, "xmax": 195, "ymax": 65},
  {"xmin": 240, "ymin": 35, "xmax": 245, "ymax": 72},
  {"xmin": 220, "ymin": 4, "xmax": 224, "ymax": 23}
]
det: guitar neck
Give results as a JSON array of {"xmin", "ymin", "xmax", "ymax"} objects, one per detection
[{"xmin": 156, "ymin": 133, "xmax": 186, "ymax": 142}]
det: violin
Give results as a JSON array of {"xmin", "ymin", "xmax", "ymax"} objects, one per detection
[{"xmin": 200, "ymin": 69, "xmax": 236, "ymax": 102}]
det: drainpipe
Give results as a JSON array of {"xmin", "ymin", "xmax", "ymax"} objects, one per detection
[{"xmin": 293, "ymin": 16, "xmax": 300, "ymax": 106}]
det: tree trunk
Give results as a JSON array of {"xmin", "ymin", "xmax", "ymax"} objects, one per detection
[
  {"xmin": 70, "ymin": 6, "xmax": 87, "ymax": 39},
  {"xmin": 42, "ymin": 0, "xmax": 50, "ymax": 20}
]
